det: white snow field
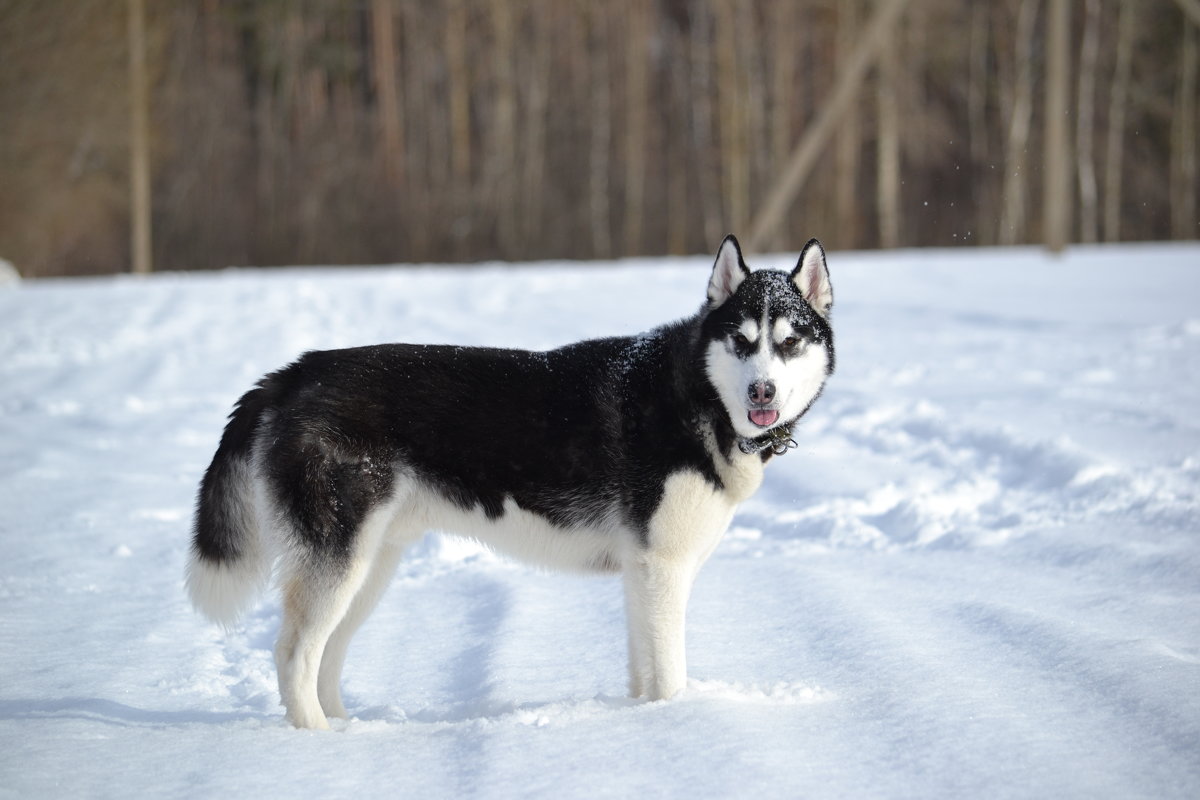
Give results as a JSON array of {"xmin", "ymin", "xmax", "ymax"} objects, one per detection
[{"xmin": 1, "ymin": 244, "xmax": 1198, "ymax": 798}]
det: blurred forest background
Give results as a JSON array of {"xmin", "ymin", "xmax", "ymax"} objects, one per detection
[{"xmin": 0, "ymin": 0, "xmax": 1197, "ymax": 277}]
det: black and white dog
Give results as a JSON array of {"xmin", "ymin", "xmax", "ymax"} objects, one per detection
[{"xmin": 187, "ymin": 234, "xmax": 834, "ymax": 729}]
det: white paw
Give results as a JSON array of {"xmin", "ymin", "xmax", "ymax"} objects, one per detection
[{"xmin": 287, "ymin": 705, "xmax": 331, "ymax": 730}]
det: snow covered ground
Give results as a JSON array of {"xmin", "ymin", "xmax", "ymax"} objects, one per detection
[{"xmin": 1, "ymin": 244, "xmax": 1198, "ymax": 798}]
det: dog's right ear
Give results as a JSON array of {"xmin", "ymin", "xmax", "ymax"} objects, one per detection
[
  {"xmin": 708, "ymin": 234, "xmax": 750, "ymax": 308},
  {"xmin": 792, "ymin": 238, "xmax": 832, "ymax": 318}
]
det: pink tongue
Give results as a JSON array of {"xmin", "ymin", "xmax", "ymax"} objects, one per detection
[{"xmin": 749, "ymin": 409, "xmax": 779, "ymax": 428}]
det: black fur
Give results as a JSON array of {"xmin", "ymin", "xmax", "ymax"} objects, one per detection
[
  {"xmin": 193, "ymin": 322, "xmax": 727, "ymax": 565},
  {"xmin": 191, "ymin": 388, "xmax": 270, "ymax": 564},
  {"xmin": 704, "ymin": 270, "xmax": 835, "ymax": 372},
  {"xmin": 191, "ymin": 260, "xmax": 834, "ymax": 568}
]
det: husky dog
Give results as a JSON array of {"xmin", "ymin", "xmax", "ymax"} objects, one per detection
[{"xmin": 186, "ymin": 234, "xmax": 834, "ymax": 729}]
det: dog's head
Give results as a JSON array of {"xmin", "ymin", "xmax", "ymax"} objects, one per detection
[{"xmin": 702, "ymin": 234, "xmax": 835, "ymax": 441}]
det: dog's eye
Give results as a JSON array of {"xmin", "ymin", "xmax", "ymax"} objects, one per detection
[
  {"xmin": 732, "ymin": 333, "xmax": 751, "ymax": 348},
  {"xmin": 781, "ymin": 336, "xmax": 799, "ymax": 350}
]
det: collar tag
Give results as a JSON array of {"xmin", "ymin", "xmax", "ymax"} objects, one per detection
[{"xmin": 738, "ymin": 426, "xmax": 797, "ymax": 457}]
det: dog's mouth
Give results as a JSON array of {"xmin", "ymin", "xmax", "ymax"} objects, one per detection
[{"xmin": 748, "ymin": 408, "xmax": 779, "ymax": 428}]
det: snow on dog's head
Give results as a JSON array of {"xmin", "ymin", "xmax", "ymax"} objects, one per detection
[{"xmin": 703, "ymin": 235, "xmax": 835, "ymax": 441}]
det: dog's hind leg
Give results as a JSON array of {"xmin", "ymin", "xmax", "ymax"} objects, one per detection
[
  {"xmin": 275, "ymin": 502, "xmax": 401, "ymax": 729},
  {"xmin": 316, "ymin": 538, "xmax": 406, "ymax": 719},
  {"xmin": 276, "ymin": 556, "xmax": 374, "ymax": 729}
]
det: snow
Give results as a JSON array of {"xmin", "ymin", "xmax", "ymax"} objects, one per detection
[{"xmin": 2, "ymin": 244, "xmax": 1198, "ymax": 798}]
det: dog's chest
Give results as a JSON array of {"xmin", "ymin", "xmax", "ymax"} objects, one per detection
[
  {"xmin": 714, "ymin": 449, "xmax": 766, "ymax": 503},
  {"xmin": 646, "ymin": 455, "xmax": 764, "ymax": 559}
]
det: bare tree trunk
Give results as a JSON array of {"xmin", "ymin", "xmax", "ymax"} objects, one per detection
[
  {"xmin": 369, "ymin": 2, "xmax": 403, "ymax": 260},
  {"xmin": 1000, "ymin": 0, "xmax": 1039, "ymax": 246},
  {"xmin": 398, "ymin": 3, "xmax": 433, "ymax": 258},
  {"xmin": 1075, "ymin": 0, "xmax": 1100, "ymax": 243},
  {"xmin": 371, "ymin": 0, "xmax": 403, "ymax": 190},
  {"xmin": 423, "ymin": 8, "xmax": 450, "ymax": 240},
  {"xmin": 715, "ymin": 0, "xmax": 748, "ymax": 236},
  {"xmin": 521, "ymin": 2, "xmax": 551, "ymax": 250},
  {"xmin": 968, "ymin": 2, "xmax": 988, "ymax": 164},
  {"xmin": 585, "ymin": 4, "xmax": 611, "ymax": 259},
  {"xmin": 623, "ymin": 0, "xmax": 649, "ymax": 256},
  {"xmin": 1168, "ymin": 0, "xmax": 1200, "ymax": 238},
  {"xmin": 301, "ymin": 22, "xmax": 328, "ymax": 128},
  {"xmin": 128, "ymin": 0, "xmax": 152, "ymax": 273},
  {"xmin": 1043, "ymin": 0, "xmax": 1071, "ymax": 252},
  {"xmin": 689, "ymin": 3, "xmax": 722, "ymax": 247},
  {"xmin": 1171, "ymin": 19, "xmax": 1198, "ymax": 239},
  {"xmin": 969, "ymin": 2, "xmax": 995, "ymax": 243},
  {"xmin": 666, "ymin": 18, "xmax": 689, "ymax": 255},
  {"xmin": 566, "ymin": 4, "xmax": 589, "ymax": 254},
  {"xmin": 445, "ymin": 0, "xmax": 470, "ymax": 186},
  {"xmin": 770, "ymin": 1, "xmax": 797, "ymax": 252},
  {"xmin": 285, "ymin": 12, "xmax": 319, "ymax": 261},
  {"xmin": 489, "ymin": 0, "xmax": 517, "ymax": 257},
  {"xmin": 1103, "ymin": 1, "xmax": 1135, "ymax": 243},
  {"xmin": 904, "ymin": 1, "xmax": 930, "ymax": 178},
  {"xmin": 877, "ymin": 11, "xmax": 901, "ymax": 249},
  {"xmin": 443, "ymin": 0, "xmax": 470, "ymax": 257},
  {"xmin": 738, "ymin": 5, "xmax": 768, "ymax": 239},
  {"xmin": 836, "ymin": 0, "xmax": 861, "ymax": 249}
]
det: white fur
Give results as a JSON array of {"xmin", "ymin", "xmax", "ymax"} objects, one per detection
[
  {"xmin": 184, "ymin": 554, "xmax": 270, "ymax": 629},
  {"xmin": 411, "ymin": 488, "xmax": 624, "ymax": 573},
  {"xmin": 316, "ymin": 540, "xmax": 405, "ymax": 720},
  {"xmin": 274, "ymin": 490, "xmax": 411, "ymax": 730},
  {"xmin": 794, "ymin": 240, "xmax": 833, "ymax": 318},
  {"xmin": 705, "ymin": 334, "xmax": 831, "ymax": 440},
  {"xmin": 184, "ymin": 459, "xmax": 271, "ymax": 628},
  {"xmin": 708, "ymin": 237, "xmax": 749, "ymax": 308},
  {"xmin": 737, "ymin": 318, "xmax": 760, "ymax": 343},
  {"xmin": 772, "ymin": 317, "xmax": 795, "ymax": 344},
  {"xmin": 625, "ymin": 468, "xmax": 745, "ymax": 700}
]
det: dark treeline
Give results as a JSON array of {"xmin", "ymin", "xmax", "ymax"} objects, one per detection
[{"xmin": 0, "ymin": 0, "xmax": 1196, "ymax": 277}]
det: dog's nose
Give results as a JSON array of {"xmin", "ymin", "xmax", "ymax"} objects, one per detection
[{"xmin": 748, "ymin": 380, "xmax": 776, "ymax": 405}]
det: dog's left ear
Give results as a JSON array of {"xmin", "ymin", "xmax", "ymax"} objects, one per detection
[
  {"xmin": 791, "ymin": 238, "xmax": 832, "ymax": 318},
  {"xmin": 708, "ymin": 234, "xmax": 751, "ymax": 308}
]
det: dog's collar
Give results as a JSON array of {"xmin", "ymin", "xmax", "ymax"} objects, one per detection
[{"xmin": 737, "ymin": 423, "xmax": 798, "ymax": 457}]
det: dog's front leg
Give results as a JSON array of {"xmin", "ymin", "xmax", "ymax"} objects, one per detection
[
  {"xmin": 624, "ymin": 555, "xmax": 694, "ymax": 701},
  {"xmin": 624, "ymin": 585, "xmax": 647, "ymax": 698}
]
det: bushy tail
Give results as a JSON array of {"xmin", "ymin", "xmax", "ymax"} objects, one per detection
[{"xmin": 185, "ymin": 386, "xmax": 274, "ymax": 627}]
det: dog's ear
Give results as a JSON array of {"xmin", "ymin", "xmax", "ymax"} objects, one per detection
[
  {"xmin": 791, "ymin": 238, "xmax": 832, "ymax": 318},
  {"xmin": 708, "ymin": 234, "xmax": 750, "ymax": 308}
]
